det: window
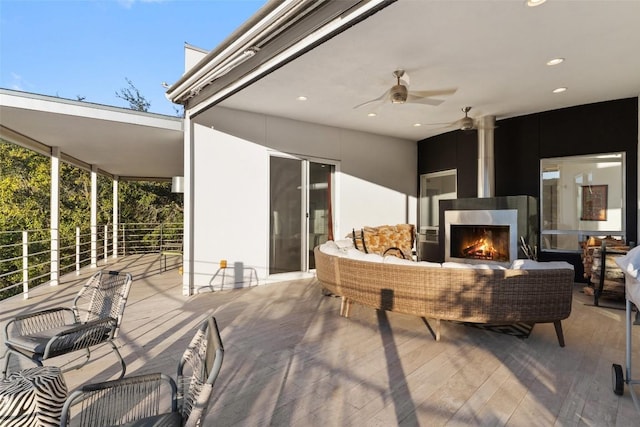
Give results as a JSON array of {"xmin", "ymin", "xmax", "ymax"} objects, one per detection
[
  {"xmin": 540, "ymin": 152, "xmax": 625, "ymax": 252},
  {"xmin": 419, "ymin": 170, "xmax": 457, "ymax": 238}
]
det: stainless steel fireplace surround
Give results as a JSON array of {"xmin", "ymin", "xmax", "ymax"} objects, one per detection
[
  {"xmin": 437, "ymin": 196, "xmax": 538, "ymax": 263},
  {"xmin": 444, "ymin": 209, "xmax": 518, "ymax": 265}
]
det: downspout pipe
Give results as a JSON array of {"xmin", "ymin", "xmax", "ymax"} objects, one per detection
[{"xmin": 477, "ymin": 115, "xmax": 496, "ymax": 198}]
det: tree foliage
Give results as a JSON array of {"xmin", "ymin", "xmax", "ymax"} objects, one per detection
[
  {"xmin": 119, "ymin": 180, "xmax": 183, "ymax": 224},
  {"xmin": 0, "ymin": 140, "xmax": 183, "ymax": 299},
  {"xmin": 115, "ymin": 78, "xmax": 150, "ymax": 112}
]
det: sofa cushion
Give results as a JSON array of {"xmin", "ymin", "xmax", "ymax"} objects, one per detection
[
  {"xmin": 511, "ymin": 259, "xmax": 574, "ymax": 270},
  {"xmin": 345, "ymin": 248, "xmax": 383, "ymax": 263},
  {"xmin": 383, "ymin": 256, "xmax": 416, "ymax": 265},
  {"xmin": 319, "ymin": 242, "xmax": 343, "ymax": 257},
  {"xmin": 417, "ymin": 261, "xmax": 442, "ymax": 268},
  {"xmin": 334, "ymin": 239, "xmax": 354, "ymax": 250},
  {"xmin": 442, "ymin": 262, "xmax": 506, "ymax": 270}
]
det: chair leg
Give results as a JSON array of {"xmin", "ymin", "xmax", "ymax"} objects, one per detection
[
  {"xmin": 110, "ymin": 341, "xmax": 127, "ymax": 379},
  {"xmin": 340, "ymin": 297, "xmax": 352, "ymax": 317},
  {"xmin": 2, "ymin": 350, "xmax": 11, "ymax": 378},
  {"xmin": 2, "ymin": 349, "xmax": 42, "ymax": 378},
  {"xmin": 553, "ymin": 320, "xmax": 565, "ymax": 347}
]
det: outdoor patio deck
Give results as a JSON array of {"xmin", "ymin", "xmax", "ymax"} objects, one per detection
[{"xmin": 1, "ymin": 254, "xmax": 639, "ymax": 426}]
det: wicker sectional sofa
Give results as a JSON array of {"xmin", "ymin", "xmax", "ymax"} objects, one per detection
[{"xmin": 314, "ymin": 242, "xmax": 575, "ymax": 346}]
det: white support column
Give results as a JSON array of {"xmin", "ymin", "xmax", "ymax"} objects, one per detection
[
  {"xmin": 113, "ymin": 177, "xmax": 119, "ymax": 258},
  {"xmin": 90, "ymin": 165, "xmax": 98, "ymax": 268},
  {"xmin": 182, "ymin": 114, "xmax": 193, "ymax": 296},
  {"xmin": 50, "ymin": 147, "xmax": 60, "ymax": 286}
]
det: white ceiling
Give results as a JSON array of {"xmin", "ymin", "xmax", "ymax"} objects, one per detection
[
  {"xmin": 219, "ymin": 0, "xmax": 640, "ymax": 141},
  {"xmin": 0, "ymin": 90, "xmax": 183, "ymax": 179}
]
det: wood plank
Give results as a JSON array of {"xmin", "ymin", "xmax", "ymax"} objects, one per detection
[{"xmin": 2, "ymin": 254, "xmax": 640, "ymax": 425}]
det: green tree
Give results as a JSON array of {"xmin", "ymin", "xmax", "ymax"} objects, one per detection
[
  {"xmin": 0, "ymin": 140, "xmax": 51, "ymax": 298},
  {"xmin": 119, "ymin": 180, "xmax": 182, "ymax": 224}
]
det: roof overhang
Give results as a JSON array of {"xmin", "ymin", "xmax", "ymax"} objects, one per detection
[
  {"xmin": 166, "ymin": 0, "xmax": 395, "ymax": 116},
  {"xmin": 0, "ymin": 89, "xmax": 183, "ymax": 180},
  {"xmin": 166, "ymin": 0, "xmax": 640, "ymax": 141}
]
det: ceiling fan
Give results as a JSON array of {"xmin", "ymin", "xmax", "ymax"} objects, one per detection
[
  {"xmin": 353, "ymin": 69, "xmax": 457, "ymax": 110},
  {"xmin": 424, "ymin": 106, "xmax": 494, "ymax": 131}
]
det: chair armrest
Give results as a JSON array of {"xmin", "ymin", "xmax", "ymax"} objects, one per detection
[
  {"xmin": 5, "ymin": 307, "xmax": 76, "ymax": 340},
  {"xmin": 60, "ymin": 373, "xmax": 177, "ymax": 426},
  {"xmin": 42, "ymin": 317, "xmax": 118, "ymax": 359}
]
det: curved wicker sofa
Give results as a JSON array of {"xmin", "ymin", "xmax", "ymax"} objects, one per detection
[{"xmin": 314, "ymin": 244, "xmax": 575, "ymax": 346}]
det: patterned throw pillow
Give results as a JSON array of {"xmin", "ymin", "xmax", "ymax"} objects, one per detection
[{"xmin": 348, "ymin": 224, "xmax": 415, "ymax": 259}]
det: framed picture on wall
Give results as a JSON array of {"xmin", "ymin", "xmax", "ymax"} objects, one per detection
[{"xmin": 581, "ymin": 184, "xmax": 608, "ymax": 221}]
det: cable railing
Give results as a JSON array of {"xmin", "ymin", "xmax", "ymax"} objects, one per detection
[{"xmin": 0, "ymin": 222, "xmax": 183, "ymax": 300}]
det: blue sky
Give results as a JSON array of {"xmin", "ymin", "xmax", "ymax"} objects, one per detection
[{"xmin": 0, "ymin": 0, "xmax": 267, "ymax": 116}]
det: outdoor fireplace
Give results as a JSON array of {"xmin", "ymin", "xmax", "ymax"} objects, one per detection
[
  {"xmin": 444, "ymin": 208, "xmax": 519, "ymax": 265},
  {"xmin": 428, "ymin": 119, "xmax": 538, "ymax": 265}
]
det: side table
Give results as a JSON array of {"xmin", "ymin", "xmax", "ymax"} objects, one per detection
[{"xmin": 0, "ymin": 366, "xmax": 68, "ymax": 427}]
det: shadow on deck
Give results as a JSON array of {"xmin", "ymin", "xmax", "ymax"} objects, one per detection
[{"xmin": 1, "ymin": 254, "xmax": 639, "ymax": 426}]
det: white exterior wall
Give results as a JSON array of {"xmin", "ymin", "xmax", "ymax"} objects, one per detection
[{"xmin": 189, "ymin": 106, "xmax": 417, "ymax": 290}]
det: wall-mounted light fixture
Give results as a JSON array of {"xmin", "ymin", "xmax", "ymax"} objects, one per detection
[{"xmin": 171, "ymin": 176, "xmax": 184, "ymax": 193}]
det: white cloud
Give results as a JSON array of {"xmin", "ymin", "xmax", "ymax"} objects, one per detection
[{"xmin": 117, "ymin": 0, "xmax": 135, "ymax": 9}]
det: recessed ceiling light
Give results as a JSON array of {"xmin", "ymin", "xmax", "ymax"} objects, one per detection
[
  {"xmin": 526, "ymin": 0, "xmax": 546, "ymax": 7},
  {"xmin": 367, "ymin": 112, "xmax": 377, "ymax": 117},
  {"xmin": 547, "ymin": 58, "xmax": 564, "ymax": 66},
  {"xmin": 553, "ymin": 87, "xmax": 567, "ymax": 93},
  {"xmin": 296, "ymin": 96, "xmax": 307, "ymax": 101},
  {"xmin": 413, "ymin": 123, "xmax": 422, "ymax": 127}
]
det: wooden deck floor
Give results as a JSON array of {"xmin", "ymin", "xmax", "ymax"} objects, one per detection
[{"xmin": 2, "ymin": 254, "xmax": 639, "ymax": 426}]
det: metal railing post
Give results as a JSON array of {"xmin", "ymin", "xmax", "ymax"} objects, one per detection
[
  {"xmin": 121, "ymin": 223, "xmax": 126, "ymax": 256},
  {"xmin": 160, "ymin": 223, "xmax": 164, "ymax": 252},
  {"xmin": 76, "ymin": 227, "xmax": 80, "ymax": 275},
  {"xmin": 22, "ymin": 231, "xmax": 28, "ymax": 299},
  {"xmin": 104, "ymin": 225, "xmax": 108, "ymax": 263}
]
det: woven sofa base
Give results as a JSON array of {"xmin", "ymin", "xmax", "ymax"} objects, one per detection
[{"xmin": 314, "ymin": 248, "xmax": 574, "ymax": 347}]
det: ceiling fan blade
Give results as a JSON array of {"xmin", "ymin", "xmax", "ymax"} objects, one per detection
[
  {"xmin": 411, "ymin": 88, "xmax": 458, "ymax": 98},
  {"xmin": 423, "ymin": 118, "xmax": 463, "ymax": 128},
  {"xmin": 353, "ymin": 89, "xmax": 390, "ymax": 109},
  {"xmin": 406, "ymin": 94, "xmax": 445, "ymax": 106}
]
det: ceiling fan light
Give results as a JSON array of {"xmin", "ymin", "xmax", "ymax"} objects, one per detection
[
  {"xmin": 526, "ymin": 0, "xmax": 546, "ymax": 7},
  {"xmin": 460, "ymin": 117, "xmax": 474, "ymax": 130},
  {"xmin": 546, "ymin": 58, "xmax": 564, "ymax": 66},
  {"xmin": 390, "ymin": 84, "xmax": 408, "ymax": 103}
]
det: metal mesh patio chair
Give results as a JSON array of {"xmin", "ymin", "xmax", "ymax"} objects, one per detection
[
  {"xmin": 2, "ymin": 270, "xmax": 133, "ymax": 380},
  {"xmin": 59, "ymin": 316, "xmax": 224, "ymax": 427}
]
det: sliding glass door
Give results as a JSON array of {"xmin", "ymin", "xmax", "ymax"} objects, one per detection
[{"xmin": 269, "ymin": 155, "xmax": 335, "ymax": 274}]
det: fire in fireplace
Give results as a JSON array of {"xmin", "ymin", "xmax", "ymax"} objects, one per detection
[{"xmin": 450, "ymin": 224, "xmax": 510, "ymax": 262}]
